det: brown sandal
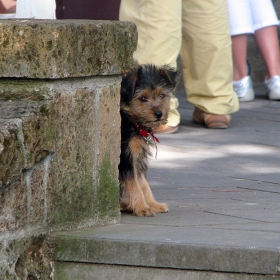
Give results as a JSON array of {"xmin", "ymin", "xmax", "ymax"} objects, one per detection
[
  {"xmin": 193, "ymin": 108, "xmax": 231, "ymax": 129},
  {"xmin": 153, "ymin": 124, "xmax": 179, "ymax": 134}
]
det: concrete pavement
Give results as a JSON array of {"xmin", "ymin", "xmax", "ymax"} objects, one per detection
[{"xmin": 52, "ymin": 81, "xmax": 280, "ymax": 279}]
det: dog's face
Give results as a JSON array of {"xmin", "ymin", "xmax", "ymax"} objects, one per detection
[
  {"xmin": 123, "ymin": 84, "xmax": 171, "ymax": 129},
  {"xmin": 121, "ymin": 64, "xmax": 179, "ymax": 129}
]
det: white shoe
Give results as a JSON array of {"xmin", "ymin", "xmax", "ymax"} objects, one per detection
[
  {"xmin": 233, "ymin": 76, "xmax": 255, "ymax": 102},
  {"xmin": 264, "ymin": 75, "xmax": 280, "ymax": 100}
]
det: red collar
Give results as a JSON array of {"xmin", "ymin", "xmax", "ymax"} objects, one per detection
[{"xmin": 132, "ymin": 122, "xmax": 159, "ymax": 143}]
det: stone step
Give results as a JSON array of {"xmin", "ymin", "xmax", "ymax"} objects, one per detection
[
  {"xmin": 54, "ymin": 263, "xmax": 278, "ymax": 280},
  {"xmin": 50, "ymin": 81, "xmax": 280, "ymax": 279},
  {"xmin": 50, "ymin": 225, "xmax": 280, "ymax": 280},
  {"xmin": 0, "ymin": 19, "xmax": 137, "ymax": 278}
]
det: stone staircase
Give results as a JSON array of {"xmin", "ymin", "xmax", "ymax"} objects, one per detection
[
  {"xmin": 49, "ymin": 78, "xmax": 280, "ymax": 279},
  {"xmin": 50, "ymin": 225, "xmax": 280, "ymax": 279},
  {"xmin": 0, "ymin": 19, "xmax": 136, "ymax": 279},
  {"xmin": 1, "ymin": 14, "xmax": 280, "ymax": 280}
]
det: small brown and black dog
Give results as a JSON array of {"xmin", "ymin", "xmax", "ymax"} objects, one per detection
[{"xmin": 119, "ymin": 64, "xmax": 179, "ymax": 216}]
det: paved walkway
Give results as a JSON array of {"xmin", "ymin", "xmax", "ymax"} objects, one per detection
[{"xmin": 54, "ymin": 82, "xmax": 280, "ymax": 279}]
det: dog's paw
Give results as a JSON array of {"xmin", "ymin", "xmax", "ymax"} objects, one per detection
[
  {"xmin": 151, "ymin": 202, "xmax": 169, "ymax": 213},
  {"xmin": 120, "ymin": 202, "xmax": 129, "ymax": 211},
  {"xmin": 134, "ymin": 207, "xmax": 156, "ymax": 217},
  {"xmin": 120, "ymin": 208, "xmax": 134, "ymax": 214}
]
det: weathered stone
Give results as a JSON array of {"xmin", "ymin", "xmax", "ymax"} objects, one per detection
[
  {"xmin": 0, "ymin": 236, "xmax": 52, "ymax": 279},
  {"xmin": 54, "ymin": 263, "xmax": 280, "ymax": 280},
  {"xmin": 52, "ymin": 236, "xmax": 280, "ymax": 276},
  {"xmin": 0, "ymin": 19, "xmax": 137, "ymax": 79},
  {"xmin": 0, "ymin": 100, "xmax": 55, "ymax": 186},
  {"xmin": 96, "ymin": 82, "xmax": 121, "ymax": 219},
  {"xmin": 26, "ymin": 161, "xmax": 47, "ymax": 225},
  {"xmin": 0, "ymin": 178, "xmax": 27, "ymax": 232},
  {"xmin": 0, "ymin": 76, "xmax": 121, "ymax": 234},
  {"xmin": 0, "ymin": 79, "xmax": 54, "ymax": 100},
  {"xmin": 0, "ymin": 118, "xmax": 24, "ymax": 188},
  {"xmin": 47, "ymin": 76, "xmax": 121, "ymax": 228},
  {"xmin": 0, "ymin": 19, "xmax": 136, "ymax": 278}
]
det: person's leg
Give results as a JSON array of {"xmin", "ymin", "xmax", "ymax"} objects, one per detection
[
  {"xmin": 254, "ymin": 25, "xmax": 280, "ymax": 79},
  {"xmin": 250, "ymin": 0, "xmax": 280, "ymax": 100},
  {"xmin": 228, "ymin": 0, "xmax": 251, "ymax": 81},
  {"xmin": 251, "ymin": 0, "xmax": 280, "ymax": 76},
  {"xmin": 181, "ymin": 0, "xmax": 239, "ymax": 128},
  {"xmin": 228, "ymin": 0, "xmax": 280, "ymax": 80},
  {"xmin": 227, "ymin": 0, "xmax": 255, "ymax": 101},
  {"xmin": 0, "ymin": 0, "xmax": 16, "ymax": 13},
  {"xmin": 119, "ymin": 0, "xmax": 182, "ymax": 130},
  {"xmin": 231, "ymin": 35, "xmax": 248, "ymax": 81},
  {"xmin": 230, "ymin": 34, "xmax": 255, "ymax": 101},
  {"xmin": 256, "ymin": 25, "xmax": 280, "ymax": 100}
]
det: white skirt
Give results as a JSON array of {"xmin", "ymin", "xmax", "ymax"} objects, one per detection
[
  {"xmin": 16, "ymin": 0, "xmax": 56, "ymax": 19},
  {"xmin": 228, "ymin": 0, "xmax": 279, "ymax": 35}
]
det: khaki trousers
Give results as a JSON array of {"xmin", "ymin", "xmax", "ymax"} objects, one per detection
[{"xmin": 120, "ymin": 0, "xmax": 239, "ymax": 126}]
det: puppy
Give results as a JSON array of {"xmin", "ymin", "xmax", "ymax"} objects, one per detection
[{"xmin": 119, "ymin": 64, "xmax": 179, "ymax": 216}]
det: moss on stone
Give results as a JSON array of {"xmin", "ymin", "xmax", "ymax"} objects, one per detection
[
  {"xmin": 0, "ymin": 79, "xmax": 53, "ymax": 101},
  {"xmin": 0, "ymin": 236, "xmax": 53, "ymax": 279},
  {"xmin": 97, "ymin": 151, "xmax": 120, "ymax": 218},
  {"xmin": 47, "ymin": 168, "xmax": 96, "ymax": 225},
  {"xmin": 0, "ymin": 20, "xmax": 137, "ymax": 79},
  {"xmin": 48, "ymin": 151, "xmax": 120, "ymax": 228}
]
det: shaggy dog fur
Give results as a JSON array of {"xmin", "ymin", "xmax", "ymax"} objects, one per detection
[{"xmin": 119, "ymin": 64, "xmax": 179, "ymax": 216}]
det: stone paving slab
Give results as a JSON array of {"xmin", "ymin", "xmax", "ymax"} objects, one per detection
[
  {"xmin": 52, "ymin": 82, "xmax": 280, "ymax": 277},
  {"xmin": 53, "ymin": 227, "xmax": 279, "ymax": 275},
  {"xmin": 54, "ymin": 263, "xmax": 279, "ymax": 280}
]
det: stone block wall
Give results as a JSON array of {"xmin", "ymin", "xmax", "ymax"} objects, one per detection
[{"xmin": 0, "ymin": 19, "xmax": 137, "ymax": 279}]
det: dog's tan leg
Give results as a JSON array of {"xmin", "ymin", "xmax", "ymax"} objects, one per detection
[
  {"xmin": 119, "ymin": 197, "xmax": 133, "ymax": 214},
  {"xmin": 120, "ymin": 178, "xmax": 156, "ymax": 217},
  {"xmin": 139, "ymin": 175, "xmax": 169, "ymax": 213},
  {"xmin": 140, "ymin": 176, "xmax": 168, "ymax": 212}
]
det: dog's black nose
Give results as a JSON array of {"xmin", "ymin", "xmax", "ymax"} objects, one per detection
[{"xmin": 154, "ymin": 110, "xmax": 163, "ymax": 119}]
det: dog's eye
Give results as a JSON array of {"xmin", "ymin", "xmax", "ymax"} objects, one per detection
[
  {"xmin": 160, "ymin": 94, "xmax": 165, "ymax": 99},
  {"xmin": 139, "ymin": 96, "xmax": 148, "ymax": 102}
]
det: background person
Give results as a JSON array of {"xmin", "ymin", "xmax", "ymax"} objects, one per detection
[
  {"xmin": 228, "ymin": 0, "xmax": 280, "ymax": 101},
  {"xmin": 120, "ymin": 0, "xmax": 239, "ymax": 130}
]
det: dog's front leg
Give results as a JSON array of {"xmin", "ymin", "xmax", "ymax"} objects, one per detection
[
  {"xmin": 139, "ymin": 175, "xmax": 169, "ymax": 213},
  {"xmin": 120, "ymin": 177, "xmax": 156, "ymax": 217}
]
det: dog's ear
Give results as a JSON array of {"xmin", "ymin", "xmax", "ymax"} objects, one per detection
[
  {"xmin": 159, "ymin": 65, "xmax": 180, "ymax": 89},
  {"xmin": 121, "ymin": 67, "xmax": 139, "ymax": 103}
]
